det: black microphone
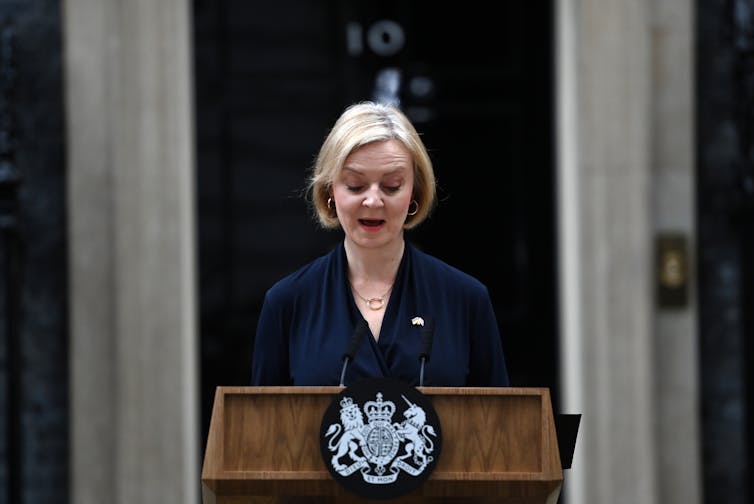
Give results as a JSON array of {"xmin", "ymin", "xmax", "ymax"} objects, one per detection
[
  {"xmin": 418, "ymin": 317, "xmax": 435, "ymax": 387},
  {"xmin": 339, "ymin": 319, "xmax": 370, "ymax": 386}
]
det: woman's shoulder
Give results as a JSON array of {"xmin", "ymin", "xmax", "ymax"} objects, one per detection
[
  {"xmin": 265, "ymin": 246, "xmax": 339, "ymax": 300},
  {"xmin": 408, "ymin": 242, "xmax": 489, "ymax": 295}
]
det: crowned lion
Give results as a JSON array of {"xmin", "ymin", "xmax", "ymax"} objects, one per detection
[{"xmin": 324, "ymin": 397, "xmax": 367, "ymax": 472}]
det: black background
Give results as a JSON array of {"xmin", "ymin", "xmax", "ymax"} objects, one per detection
[
  {"xmin": 195, "ymin": 0, "xmax": 558, "ymax": 448},
  {"xmin": 193, "ymin": 0, "xmax": 559, "ymax": 450}
]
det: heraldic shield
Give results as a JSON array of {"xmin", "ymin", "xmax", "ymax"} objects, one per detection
[{"xmin": 319, "ymin": 377, "xmax": 442, "ymax": 500}]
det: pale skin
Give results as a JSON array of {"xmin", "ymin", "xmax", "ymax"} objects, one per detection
[{"xmin": 331, "ymin": 139, "xmax": 415, "ymax": 340}]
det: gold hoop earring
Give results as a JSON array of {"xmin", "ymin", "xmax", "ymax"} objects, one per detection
[
  {"xmin": 327, "ymin": 197, "xmax": 335, "ymax": 210},
  {"xmin": 407, "ymin": 200, "xmax": 418, "ymax": 216}
]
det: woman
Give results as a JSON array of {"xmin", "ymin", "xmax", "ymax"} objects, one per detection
[{"xmin": 251, "ymin": 101, "xmax": 509, "ymax": 387}]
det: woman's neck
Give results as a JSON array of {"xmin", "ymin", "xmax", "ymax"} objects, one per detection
[{"xmin": 344, "ymin": 237, "xmax": 405, "ymax": 283}]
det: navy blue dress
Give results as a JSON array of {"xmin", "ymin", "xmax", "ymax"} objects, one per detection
[{"xmin": 251, "ymin": 241, "xmax": 510, "ymax": 387}]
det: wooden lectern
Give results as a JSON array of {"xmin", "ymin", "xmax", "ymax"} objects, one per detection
[{"xmin": 202, "ymin": 386, "xmax": 563, "ymax": 504}]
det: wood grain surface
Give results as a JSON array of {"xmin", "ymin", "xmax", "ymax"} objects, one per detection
[{"xmin": 202, "ymin": 387, "xmax": 562, "ymax": 504}]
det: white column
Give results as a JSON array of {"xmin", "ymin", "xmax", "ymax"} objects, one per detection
[
  {"xmin": 650, "ymin": 0, "xmax": 701, "ymax": 502},
  {"xmin": 557, "ymin": 0, "xmax": 658, "ymax": 502},
  {"xmin": 63, "ymin": 0, "xmax": 198, "ymax": 502}
]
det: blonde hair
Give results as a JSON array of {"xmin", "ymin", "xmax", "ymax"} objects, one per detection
[{"xmin": 308, "ymin": 101, "xmax": 436, "ymax": 229}]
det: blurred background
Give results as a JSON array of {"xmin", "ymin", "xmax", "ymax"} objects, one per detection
[{"xmin": 0, "ymin": 0, "xmax": 751, "ymax": 503}]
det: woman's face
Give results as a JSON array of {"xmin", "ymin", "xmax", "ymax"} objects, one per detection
[{"xmin": 331, "ymin": 139, "xmax": 415, "ymax": 250}]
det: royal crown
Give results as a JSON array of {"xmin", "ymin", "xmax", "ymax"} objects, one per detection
[
  {"xmin": 364, "ymin": 392, "xmax": 396, "ymax": 422},
  {"xmin": 340, "ymin": 396, "xmax": 358, "ymax": 412}
]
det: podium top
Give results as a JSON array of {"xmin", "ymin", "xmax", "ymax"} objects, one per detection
[{"xmin": 202, "ymin": 386, "xmax": 562, "ymax": 502}]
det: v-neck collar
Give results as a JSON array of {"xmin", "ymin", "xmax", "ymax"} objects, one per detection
[{"xmin": 339, "ymin": 241, "xmax": 411, "ymax": 374}]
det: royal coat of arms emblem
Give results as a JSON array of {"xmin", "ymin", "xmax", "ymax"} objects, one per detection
[{"xmin": 320, "ymin": 377, "xmax": 442, "ymax": 500}]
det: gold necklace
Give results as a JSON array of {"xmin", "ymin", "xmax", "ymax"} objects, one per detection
[{"xmin": 351, "ymin": 283, "xmax": 393, "ymax": 310}]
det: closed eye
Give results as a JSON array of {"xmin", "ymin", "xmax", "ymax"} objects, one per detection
[{"xmin": 346, "ymin": 184, "xmax": 401, "ymax": 193}]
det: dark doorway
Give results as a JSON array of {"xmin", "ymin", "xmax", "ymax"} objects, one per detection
[
  {"xmin": 0, "ymin": 5, "xmax": 69, "ymax": 503},
  {"xmin": 193, "ymin": 0, "xmax": 557, "ymax": 447},
  {"xmin": 696, "ymin": 0, "xmax": 754, "ymax": 502}
]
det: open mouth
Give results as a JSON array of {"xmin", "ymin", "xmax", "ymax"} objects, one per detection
[{"xmin": 359, "ymin": 219, "xmax": 385, "ymax": 227}]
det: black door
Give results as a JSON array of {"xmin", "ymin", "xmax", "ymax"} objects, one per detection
[{"xmin": 194, "ymin": 0, "xmax": 558, "ymax": 444}]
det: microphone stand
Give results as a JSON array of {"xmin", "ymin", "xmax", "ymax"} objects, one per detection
[
  {"xmin": 339, "ymin": 358, "xmax": 350, "ymax": 388},
  {"xmin": 419, "ymin": 357, "xmax": 428, "ymax": 387},
  {"xmin": 418, "ymin": 318, "xmax": 434, "ymax": 387},
  {"xmin": 339, "ymin": 320, "xmax": 368, "ymax": 387}
]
